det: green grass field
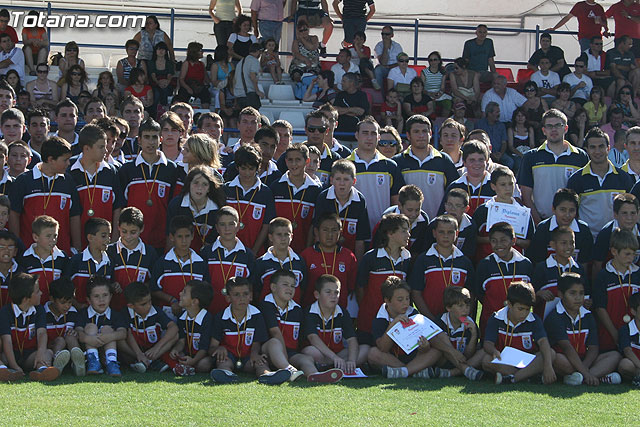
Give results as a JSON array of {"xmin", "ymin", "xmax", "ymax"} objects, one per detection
[{"xmin": 2, "ymin": 373, "xmax": 639, "ymax": 426}]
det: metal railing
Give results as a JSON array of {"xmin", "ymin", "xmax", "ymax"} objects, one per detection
[{"xmin": 8, "ymin": 2, "xmax": 580, "ymax": 67}]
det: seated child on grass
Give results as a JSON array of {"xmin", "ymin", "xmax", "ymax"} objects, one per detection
[
  {"xmin": 0, "ymin": 229, "xmax": 21, "ymax": 308},
  {"xmin": 617, "ymin": 292, "xmax": 640, "ymax": 386}
]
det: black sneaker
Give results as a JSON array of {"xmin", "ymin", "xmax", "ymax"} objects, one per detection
[
  {"xmin": 319, "ymin": 45, "xmax": 327, "ymax": 57},
  {"xmin": 633, "ymin": 375, "xmax": 640, "ymax": 387},
  {"xmin": 149, "ymin": 359, "xmax": 170, "ymax": 373},
  {"xmin": 495, "ymin": 373, "xmax": 515, "ymax": 384}
]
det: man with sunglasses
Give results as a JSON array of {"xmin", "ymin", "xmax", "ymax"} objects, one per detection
[
  {"xmin": 462, "ymin": 24, "xmax": 496, "ymax": 83},
  {"xmin": 317, "ymin": 103, "xmax": 351, "ymax": 158},
  {"xmin": 527, "ymin": 32, "xmax": 571, "ymax": 80},
  {"xmin": 563, "ymin": 56, "xmax": 593, "ymax": 105},
  {"xmin": 605, "ymin": 35, "xmax": 640, "ymax": 97},
  {"xmin": 584, "ymin": 36, "xmax": 614, "ymax": 94},
  {"xmin": 373, "ymin": 26, "xmax": 403, "ymax": 91}
]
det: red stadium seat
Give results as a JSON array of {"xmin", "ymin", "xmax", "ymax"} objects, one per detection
[
  {"xmin": 496, "ymin": 67, "xmax": 515, "ymax": 83},
  {"xmin": 320, "ymin": 60, "xmax": 337, "ymax": 71},
  {"xmin": 516, "ymin": 68, "xmax": 535, "ymax": 83}
]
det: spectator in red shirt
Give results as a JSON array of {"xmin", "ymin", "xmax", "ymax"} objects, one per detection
[
  {"xmin": 0, "ymin": 9, "xmax": 18, "ymax": 45},
  {"xmin": 606, "ymin": 0, "xmax": 640, "ymax": 58},
  {"xmin": 548, "ymin": 0, "xmax": 609, "ymax": 53}
]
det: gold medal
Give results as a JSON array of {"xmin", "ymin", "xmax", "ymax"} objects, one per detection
[
  {"xmin": 235, "ymin": 359, "xmax": 243, "ymax": 369},
  {"xmin": 87, "ymin": 209, "xmax": 94, "ymax": 217},
  {"xmin": 624, "ymin": 314, "xmax": 632, "ymax": 323},
  {"xmin": 292, "ymin": 221, "xmax": 298, "ymax": 229},
  {"xmin": 146, "ymin": 199, "xmax": 153, "ymax": 206},
  {"xmin": 239, "ymin": 222, "xmax": 244, "ymax": 230}
]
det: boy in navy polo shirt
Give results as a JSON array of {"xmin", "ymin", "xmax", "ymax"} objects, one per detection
[
  {"xmin": 0, "ymin": 273, "xmax": 59, "ymax": 381},
  {"xmin": 76, "ymin": 276, "xmax": 127, "ymax": 377},
  {"xmin": 301, "ymin": 212, "xmax": 358, "ymax": 308},
  {"xmin": 378, "ymin": 185, "xmax": 430, "ymax": 255},
  {"xmin": 533, "ymin": 227, "xmax": 588, "ymax": 319},
  {"xmin": 20, "ymin": 216, "xmax": 69, "ymax": 305},
  {"xmin": 314, "ymin": 159, "xmax": 370, "ymax": 260},
  {"xmin": 107, "ymin": 207, "xmax": 158, "ymax": 310},
  {"xmin": 120, "ymin": 281, "xmax": 179, "ymax": 374},
  {"xmin": 67, "ymin": 217, "xmax": 113, "ymax": 306},
  {"xmin": 201, "ymin": 206, "xmax": 255, "ymax": 315},
  {"xmin": 118, "ymin": 118, "xmax": 178, "ymax": 251},
  {"xmin": 440, "ymin": 188, "xmax": 477, "ymax": 259},
  {"xmin": 546, "ymin": 273, "xmax": 622, "ymax": 386},
  {"xmin": 45, "ymin": 278, "xmax": 84, "ymax": 376},
  {"xmin": 357, "ymin": 213, "xmax": 412, "ymax": 345},
  {"xmin": 169, "ymin": 280, "xmax": 214, "ymax": 376},
  {"xmin": 0, "ymin": 141, "xmax": 13, "ymax": 196},
  {"xmin": 9, "ymin": 136, "xmax": 81, "ymax": 253},
  {"xmin": 210, "ymin": 277, "xmax": 290, "ymax": 385},
  {"xmin": 224, "ymin": 144, "xmax": 276, "ymax": 255},
  {"xmin": 261, "ymin": 269, "xmax": 342, "ymax": 383},
  {"xmin": 476, "ymin": 222, "xmax": 533, "ymax": 334},
  {"xmin": 150, "ymin": 216, "xmax": 209, "ymax": 322},
  {"xmin": 528, "ymin": 188, "xmax": 593, "ymax": 265},
  {"xmin": 473, "ymin": 165, "xmax": 534, "ymax": 262},
  {"xmin": 593, "ymin": 228, "xmax": 640, "ymax": 352},
  {"xmin": 0, "ymin": 229, "xmax": 20, "ymax": 308},
  {"xmin": 618, "ymin": 293, "xmax": 640, "ymax": 385},
  {"xmin": 482, "ymin": 281, "xmax": 557, "ymax": 385},
  {"xmin": 68, "ymin": 124, "xmax": 123, "ymax": 247},
  {"xmin": 410, "ymin": 215, "xmax": 475, "ymax": 321},
  {"xmin": 120, "ymin": 97, "xmax": 144, "ymax": 161},
  {"xmin": 270, "ymin": 143, "xmax": 322, "ymax": 253},
  {"xmin": 224, "ymin": 126, "xmax": 283, "ymax": 186},
  {"xmin": 253, "ymin": 217, "xmax": 307, "ymax": 303},
  {"xmin": 593, "ymin": 193, "xmax": 640, "ymax": 280},
  {"xmin": 302, "ymin": 275, "xmax": 368, "ymax": 376}
]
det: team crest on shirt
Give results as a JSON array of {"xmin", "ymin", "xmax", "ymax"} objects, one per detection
[
  {"xmin": 565, "ymin": 167, "xmax": 576, "ymax": 179},
  {"xmin": 53, "ymin": 271, "xmax": 61, "ymax": 280},
  {"xmin": 427, "ymin": 173, "xmax": 436, "ymax": 186},
  {"xmin": 456, "ymin": 338, "xmax": 465, "ymax": 353},
  {"xmin": 293, "ymin": 325, "xmax": 300, "ymax": 340},
  {"xmin": 347, "ymin": 221, "xmax": 357, "ymax": 235},
  {"xmin": 245, "ymin": 330, "xmax": 254, "ymax": 346},
  {"xmin": 451, "ymin": 270, "xmax": 461, "ymax": 284},
  {"xmin": 253, "ymin": 206, "xmax": 263, "ymax": 220},
  {"xmin": 333, "ymin": 329, "xmax": 342, "ymax": 344},
  {"xmin": 522, "ymin": 335, "xmax": 533, "ymax": 350},
  {"xmin": 102, "ymin": 189, "xmax": 111, "ymax": 203},
  {"xmin": 28, "ymin": 325, "xmax": 35, "ymax": 340},
  {"xmin": 158, "ymin": 184, "xmax": 166, "ymax": 198},
  {"xmin": 456, "ymin": 237, "xmax": 465, "ymax": 249},
  {"xmin": 146, "ymin": 328, "xmax": 158, "ymax": 343},
  {"xmin": 235, "ymin": 266, "xmax": 245, "ymax": 277},
  {"xmin": 137, "ymin": 271, "xmax": 147, "ymax": 282},
  {"xmin": 293, "ymin": 271, "xmax": 302, "ymax": 286},
  {"xmin": 192, "ymin": 334, "xmax": 200, "ymax": 350},
  {"xmin": 59, "ymin": 196, "xmax": 67, "ymax": 210},
  {"xmin": 301, "ymin": 205, "xmax": 310, "ymax": 218},
  {"xmin": 376, "ymin": 174, "xmax": 385, "ymax": 186},
  {"xmin": 338, "ymin": 262, "xmax": 346, "ymax": 273}
]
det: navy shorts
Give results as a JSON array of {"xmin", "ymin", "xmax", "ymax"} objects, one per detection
[
  {"xmin": 357, "ymin": 330, "xmax": 374, "ymax": 346},
  {"xmin": 13, "ymin": 348, "xmax": 37, "ymax": 367},
  {"xmin": 226, "ymin": 350, "xmax": 250, "ymax": 368}
]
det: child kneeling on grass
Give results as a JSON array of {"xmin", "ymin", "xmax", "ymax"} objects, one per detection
[
  {"xmin": 0, "ymin": 272, "xmax": 59, "ymax": 381},
  {"xmin": 209, "ymin": 277, "xmax": 291, "ymax": 385},
  {"xmin": 482, "ymin": 281, "xmax": 557, "ymax": 385},
  {"xmin": 76, "ymin": 276, "xmax": 127, "ymax": 377}
]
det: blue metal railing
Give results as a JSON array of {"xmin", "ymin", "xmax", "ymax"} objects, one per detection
[{"xmin": 9, "ymin": 3, "xmax": 579, "ymax": 67}]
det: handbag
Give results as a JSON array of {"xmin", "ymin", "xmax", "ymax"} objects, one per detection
[{"xmin": 237, "ymin": 57, "xmax": 261, "ymax": 109}]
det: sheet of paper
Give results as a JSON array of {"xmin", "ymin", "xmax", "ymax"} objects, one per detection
[
  {"xmin": 543, "ymin": 297, "xmax": 560, "ymax": 320},
  {"xmin": 342, "ymin": 368, "xmax": 367, "ymax": 378},
  {"xmin": 491, "ymin": 346, "xmax": 536, "ymax": 368},
  {"xmin": 386, "ymin": 314, "xmax": 443, "ymax": 355},
  {"xmin": 486, "ymin": 201, "xmax": 531, "ymax": 239}
]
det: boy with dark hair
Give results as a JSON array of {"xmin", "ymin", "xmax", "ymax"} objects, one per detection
[
  {"xmin": 20, "ymin": 216, "xmax": 69, "ymax": 305},
  {"xmin": 0, "ymin": 273, "xmax": 59, "ymax": 381},
  {"xmin": 9, "ymin": 136, "xmax": 81, "ymax": 253},
  {"xmin": 117, "ymin": 118, "xmax": 179, "ymax": 251},
  {"xmin": 120, "ymin": 281, "xmax": 179, "ymax": 373},
  {"xmin": 476, "ymin": 222, "xmax": 534, "ymax": 333},
  {"xmin": 472, "ymin": 165, "xmax": 534, "ymax": 262},
  {"xmin": 377, "ymin": 184, "xmax": 430, "ymax": 255},
  {"xmin": 224, "ymin": 144, "xmax": 276, "ymax": 255},
  {"xmin": 26, "ymin": 109, "xmax": 51, "ymax": 157},
  {"xmin": 253, "ymin": 217, "xmax": 307, "ymax": 302},
  {"xmin": 546, "ymin": 272, "xmax": 622, "ymax": 386},
  {"xmin": 159, "ymin": 111, "xmax": 185, "ymax": 163},
  {"xmin": 196, "ymin": 112, "xmax": 223, "ymax": 141},
  {"xmin": 201, "ymin": 206, "xmax": 255, "ymax": 315},
  {"xmin": 0, "ymin": 229, "xmax": 20, "ymax": 307},
  {"xmin": 120, "ymin": 97, "xmax": 145, "ymax": 161},
  {"xmin": 67, "ymin": 217, "xmax": 113, "ymax": 306},
  {"xmin": 0, "ymin": 141, "xmax": 12, "ymax": 196},
  {"xmin": 302, "ymin": 274, "xmax": 368, "ymax": 375},
  {"xmin": 224, "ymin": 126, "xmax": 282, "ymax": 186},
  {"xmin": 270, "ymin": 143, "xmax": 322, "ymax": 253},
  {"xmin": 313, "ymin": 159, "xmax": 370, "ymax": 260},
  {"xmin": 53, "ymin": 99, "xmax": 79, "ymax": 149},
  {"xmin": 150, "ymin": 215, "xmax": 209, "ymax": 322},
  {"xmin": 410, "ymin": 215, "xmax": 475, "ymax": 321},
  {"xmin": 528, "ymin": 188, "xmax": 594, "ymax": 265},
  {"xmin": 482, "ymin": 281, "xmax": 557, "ymax": 384},
  {"xmin": 169, "ymin": 280, "xmax": 214, "ymax": 376},
  {"xmin": 618, "ymin": 292, "xmax": 640, "ymax": 385},
  {"xmin": 301, "ymin": 212, "xmax": 358, "ymax": 308},
  {"xmin": 593, "ymin": 228, "xmax": 640, "ymax": 352},
  {"xmin": 6, "ymin": 140, "xmax": 33, "ymax": 177},
  {"xmin": 69, "ymin": 123, "xmax": 123, "ymax": 246},
  {"xmin": 532, "ymin": 226, "xmax": 588, "ymax": 319},
  {"xmin": 444, "ymin": 140, "xmax": 493, "ymax": 216},
  {"xmin": 107, "ymin": 207, "xmax": 158, "ymax": 310},
  {"xmin": 0, "ymin": 79, "xmax": 15, "ymax": 117},
  {"xmin": 209, "ymin": 276, "xmax": 290, "ymax": 384},
  {"xmin": 45, "ymin": 277, "xmax": 84, "ymax": 376}
]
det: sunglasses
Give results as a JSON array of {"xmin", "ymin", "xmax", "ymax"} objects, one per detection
[
  {"xmin": 299, "ymin": 28, "xmax": 309, "ymax": 32},
  {"xmin": 525, "ymin": 87, "xmax": 536, "ymax": 92},
  {"xmin": 66, "ymin": 48, "xmax": 78, "ymax": 52},
  {"xmin": 307, "ymin": 125, "xmax": 327, "ymax": 133},
  {"xmin": 36, "ymin": 69, "xmax": 48, "ymax": 74},
  {"xmin": 378, "ymin": 139, "xmax": 399, "ymax": 147},
  {"xmin": 119, "ymin": 131, "xmax": 128, "ymax": 138},
  {"xmin": 428, "ymin": 58, "xmax": 440, "ymax": 61},
  {"xmin": 622, "ymin": 91, "xmax": 632, "ymax": 95},
  {"xmin": 71, "ymin": 72, "xmax": 82, "ymax": 76},
  {"xmin": 398, "ymin": 59, "xmax": 409, "ymax": 63},
  {"xmin": 381, "ymin": 32, "xmax": 392, "ymax": 36}
]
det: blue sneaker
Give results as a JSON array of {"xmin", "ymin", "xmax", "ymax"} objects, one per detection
[
  {"xmin": 86, "ymin": 353, "xmax": 103, "ymax": 375},
  {"xmin": 210, "ymin": 368, "xmax": 238, "ymax": 384},
  {"xmin": 106, "ymin": 361, "xmax": 122, "ymax": 377}
]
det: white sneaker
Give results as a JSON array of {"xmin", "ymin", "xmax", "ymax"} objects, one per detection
[
  {"xmin": 70, "ymin": 347, "xmax": 85, "ymax": 377},
  {"xmin": 130, "ymin": 362, "xmax": 147, "ymax": 373},
  {"xmin": 288, "ymin": 368, "xmax": 304, "ymax": 382},
  {"xmin": 53, "ymin": 350, "xmax": 70, "ymax": 372},
  {"xmin": 563, "ymin": 372, "xmax": 584, "ymax": 386},
  {"xmin": 600, "ymin": 372, "xmax": 622, "ymax": 384},
  {"xmin": 383, "ymin": 366, "xmax": 408, "ymax": 379}
]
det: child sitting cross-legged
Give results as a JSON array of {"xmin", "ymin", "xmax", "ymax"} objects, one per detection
[{"xmin": 617, "ymin": 292, "xmax": 640, "ymax": 386}]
